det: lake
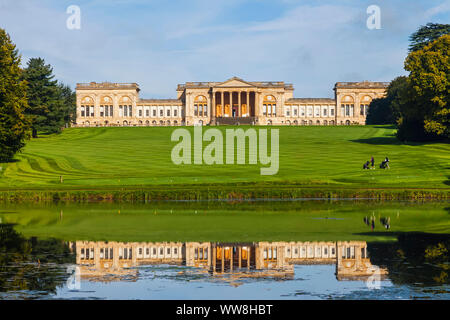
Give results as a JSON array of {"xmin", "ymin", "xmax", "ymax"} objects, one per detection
[{"xmin": 0, "ymin": 200, "xmax": 449, "ymax": 300}]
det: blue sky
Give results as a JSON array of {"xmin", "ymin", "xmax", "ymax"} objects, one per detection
[{"xmin": 0, "ymin": 0, "xmax": 449, "ymax": 98}]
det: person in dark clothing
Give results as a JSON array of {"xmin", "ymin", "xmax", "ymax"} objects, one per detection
[{"xmin": 371, "ymin": 156, "xmax": 375, "ymax": 169}]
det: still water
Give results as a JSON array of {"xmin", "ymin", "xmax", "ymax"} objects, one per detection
[{"xmin": 0, "ymin": 200, "xmax": 449, "ymax": 300}]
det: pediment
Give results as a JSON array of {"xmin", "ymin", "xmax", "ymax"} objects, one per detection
[{"xmin": 216, "ymin": 77, "xmax": 254, "ymax": 88}]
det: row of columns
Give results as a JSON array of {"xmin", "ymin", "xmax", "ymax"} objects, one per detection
[{"xmin": 212, "ymin": 90, "xmax": 259, "ymax": 118}]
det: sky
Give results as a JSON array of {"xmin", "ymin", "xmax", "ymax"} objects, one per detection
[{"xmin": 0, "ymin": 0, "xmax": 449, "ymax": 98}]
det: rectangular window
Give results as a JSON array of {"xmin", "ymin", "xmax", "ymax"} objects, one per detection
[
  {"xmin": 146, "ymin": 109, "xmax": 150, "ymax": 117},
  {"xmin": 203, "ymin": 105, "xmax": 207, "ymax": 116},
  {"xmin": 81, "ymin": 106, "xmax": 85, "ymax": 117},
  {"xmin": 294, "ymin": 108, "xmax": 298, "ymax": 116},
  {"xmin": 174, "ymin": 109, "xmax": 178, "ymax": 117},
  {"xmin": 139, "ymin": 109, "xmax": 142, "ymax": 117},
  {"xmin": 153, "ymin": 109, "xmax": 156, "ymax": 117},
  {"xmin": 129, "ymin": 106, "xmax": 132, "ymax": 117},
  {"xmin": 341, "ymin": 104, "xmax": 345, "ymax": 116},
  {"xmin": 105, "ymin": 105, "xmax": 109, "ymax": 117},
  {"xmin": 194, "ymin": 104, "xmax": 198, "ymax": 116},
  {"xmin": 263, "ymin": 104, "xmax": 267, "ymax": 116},
  {"xmin": 330, "ymin": 108, "xmax": 334, "ymax": 116},
  {"xmin": 315, "ymin": 106, "xmax": 320, "ymax": 117},
  {"xmin": 300, "ymin": 106, "xmax": 304, "ymax": 116},
  {"xmin": 360, "ymin": 104, "xmax": 365, "ymax": 116},
  {"xmin": 110, "ymin": 106, "xmax": 113, "ymax": 117},
  {"xmin": 167, "ymin": 109, "xmax": 171, "ymax": 117},
  {"xmin": 272, "ymin": 105, "xmax": 276, "ymax": 116},
  {"xmin": 323, "ymin": 108, "xmax": 327, "ymax": 116},
  {"xmin": 160, "ymin": 109, "xmax": 163, "ymax": 117}
]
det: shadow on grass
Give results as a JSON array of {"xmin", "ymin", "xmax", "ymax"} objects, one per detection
[
  {"xmin": 444, "ymin": 176, "xmax": 450, "ymax": 186},
  {"xmin": 354, "ymin": 231, "xmax": 449, "ymax": 238},
  {"xmin": 0, "ymin": 158, "xmax": 19, "ymax": 164},
  {"xmin": 370, "ymin": 125, "xmax": 397, "ymax": 130},
  {"xmin": 351, "ymin": 135, "xmax": 448, "ymax": 146}
]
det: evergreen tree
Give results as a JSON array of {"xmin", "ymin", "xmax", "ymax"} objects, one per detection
[
  {"xmin": 409, "ymin": 23, "xmax": 450, "ymax": 52},
  {"xmin": 0, "ymin": 29, "xmax": 30, "ymax": 162},
  {"xmin": 22, "ymin": 58, "xmax": 75, "ymax": 137}
]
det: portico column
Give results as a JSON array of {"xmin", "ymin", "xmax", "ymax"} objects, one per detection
[
  {"xmin": 238, "ymin": 91, "xmax": 241, "ymax": 117},
  {"xmin": 256, "ymin": 92, "xmax": 261, "ymax": 117},
  {"xmin": 212, "ymin": 91, "xmax": 216, "ymax": 120},
  {"xmin": 221, "ymin": 91, "xmax": 224, "ymax": 117},
  {"xmin": 230, "ymin": 247, "xmax": 233, "ymax": 272},
  {"xmin": 246, "ymin": 91, "xmax": 249, "ymax": 117},
  {"xmin": 229, "ymin": 91, "xmax": 233, "ymax": 117}
]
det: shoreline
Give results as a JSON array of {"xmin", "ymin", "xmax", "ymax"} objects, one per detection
[{"xmin": 0, "ymin": 184, "xmax": 448, "ymax": 202}]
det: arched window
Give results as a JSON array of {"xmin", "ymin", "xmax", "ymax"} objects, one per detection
[
  {"xmin": 119, "ymin": 96, "xmax": 132, "ymax": 118},
  {"xmin": 194, "ymin": 95, "xmax": 208, "ymax": 117},
  {"xmin": 345, "ymin": 120, "xmax": 351, "ymax": 126},
  {"xmin": 263, "ymin": 95, "xmax": 277, "ymax": 117},
  {"xmin": 81, "ymin": 96, "xmax": 94, "ymax": 118},
  {"xmin": 360, "ymin": 95, "xmax": 372, "ymax": 116},
  {"xmin": 341, "ymin": 95, "xmax": 354, "ymax": 117},
  {"xmin": 100, "ymin": 96, "xmax": 113, "ymax": 117}
]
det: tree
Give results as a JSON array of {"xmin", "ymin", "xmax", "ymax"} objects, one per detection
[
  {"xmin": 0, "ymin": 29, "xmax": 30, "ymax": 162},
  {"xmin": 21, "ymin": 58, "xmax": 75, "ymax": 137},
  {"xmin": 409, "ymin": 23, "xmax": 450, "ymax": 52},
  {"xmin": 397, "ymin": 34, "xmax": 449, "ymax": 141},
  {"xmin": 366, "ymin": 76, "xmax": 406, "ymax": 125}
]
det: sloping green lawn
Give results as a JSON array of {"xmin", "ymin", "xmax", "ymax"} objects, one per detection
[{"xmin": 0, "ymin": 125, "xmax": 448, "ymax": 191}]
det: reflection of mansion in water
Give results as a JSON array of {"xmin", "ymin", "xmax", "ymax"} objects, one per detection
[
  {"xmin": 75, "ymin": 78, "xmax": 388, "ymax": 127},
  {"xmin": 70, "ymin": 241, "xmax": 388, "ymax": 283}
]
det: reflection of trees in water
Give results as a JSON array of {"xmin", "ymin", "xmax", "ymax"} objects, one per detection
[
  {"xmin": 368, "ymin": 233, "xmax": 450, "ymax": 286},
  {"xmin": 0, "ymin": 224, "xmax": 75, "ymax": 296}
]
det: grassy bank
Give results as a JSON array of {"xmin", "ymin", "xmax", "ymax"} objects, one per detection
[{"xmin": 0, "ymin": 125, "xmax": 448, "ymax": 200}]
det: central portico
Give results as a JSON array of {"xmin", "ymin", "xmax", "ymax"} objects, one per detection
[{"xmin": 177, "ymin": 76, "xmax": 295, "ymax": 126}]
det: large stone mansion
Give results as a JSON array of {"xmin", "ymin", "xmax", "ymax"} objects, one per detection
[{"xmin": 75, "ymin": 77, "xmax": 389, "ymax": 127}]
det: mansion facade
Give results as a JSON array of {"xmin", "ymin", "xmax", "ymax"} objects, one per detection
[{"xmin": 75, "ymin": 77, "xmax": 389, "ymax": 127}]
